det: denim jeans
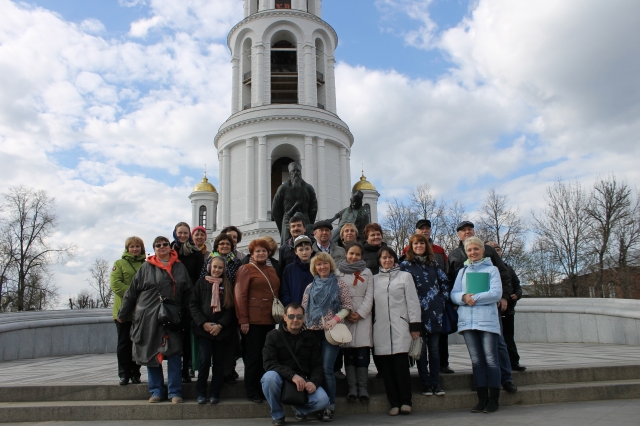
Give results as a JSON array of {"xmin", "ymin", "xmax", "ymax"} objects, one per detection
[
  {"xmin": 147, "ymin": 354, "xmax": 182, "ymax": 399},
  {"xmin": 313, "ymin": 330, "xmax": 341, "ymax": 410},
  {"xmin": 261, "ymin": 371, "xmax": 330, "ymax": 420},
  {"xmin": 462, "ymin": 330, "xmax": 500, "ymax": 388},
  {"xmin": 498, "ymin": 315, "xmax": 513, "ymax": 384},
  {"xmin": 417, "ymin": 332, "xmax": 440, "ymax": 387}
]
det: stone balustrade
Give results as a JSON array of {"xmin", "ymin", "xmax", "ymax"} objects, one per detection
[
  {"xmin": 448, "ymin": 298, "xmax": 640, "ymax": 345},
  {"xmin": 0, "ymin": 309, "xmax": 115, "ymax": 362},
  {"xmin": 2, "ymin": 298, "xmax": 640, "ymax": 362}
]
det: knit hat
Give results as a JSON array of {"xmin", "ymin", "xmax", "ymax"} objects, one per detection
[{"xmin": 192, "ymin": 226, "xmax": 207, "ymax": 238}]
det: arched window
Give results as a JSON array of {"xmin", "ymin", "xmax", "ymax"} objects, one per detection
[
  {"xmin": 242, "ymin": 38, "xmax": 252, "ymax": 110},
  {"xmin": 199, "ymin": 205, "xmax": 207, "ymax": 228},
  {"xmin": 275, "ymin": 0, "xmax": 291, "ymax": 9},
  {"xmin": 271, "ymin": 33, "xmax": 298, "ymax": 105},
  {"xmin": 364, "ymin": 203, "xmax": 371, "ymax": 217},
  {"xmin": 315, "ymin": 38, "xmax": 326, "ymax": 109}
]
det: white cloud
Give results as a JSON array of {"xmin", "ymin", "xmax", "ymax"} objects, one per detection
[{"xmin": 129, "ymin": 15, "xmax": 164, "ymax": 37}]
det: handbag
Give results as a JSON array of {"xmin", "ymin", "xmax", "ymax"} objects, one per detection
[
  {"xmin": 157, "ymin": 294, "xmax": 182, "ymax": 326},
  {"xmin": 442, "ymin": 302, "xmax": 459, "ymax": 335},
  {"xmin": 322, "ymin": 317, "xmax": 352, "ymax": 346},
  {"xmin": 277, "ymin": 330, "xmax": 309, "ymax": 406},
  {"xmin": 408, "ymin": 335, "xmax": 423, "ymax": 367},
  {"xmin": 249, "ymin": 262, "xmax": 285, "ymax": 323}
]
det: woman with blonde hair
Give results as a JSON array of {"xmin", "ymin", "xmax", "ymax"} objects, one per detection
[
  {"xmin": 110, "ymin": 236, "xmax": 146, "ymax": 386},
  {"xmin": 451, "ymin": 236, "xmax": 503, "ymax": 413},
  {"xmin": 338, "ymin": 223, "xmax": 358, "ymax": 248},
  {"xmin": 302, "ymin": 251, "xmax": 353, "ymax": 422}
]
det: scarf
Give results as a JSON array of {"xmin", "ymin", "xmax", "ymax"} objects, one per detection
[
  {"xmin": 146, "ymin": 250, "xmax": 180, "ymax": 295},
  {"xmin": 379, "ymin": 264, "xmax": 400, "ymax": 274},
  {"xmin": 415, "ymin": 255, "xmax": 427, "ymax": 264},
  {"xmin": 305, "ymin": 273, "xmax": 341, "ymax": 328},
  {"xmin": 209, "ymin": 277, "xmax": 223, "ymax": 313},
  {"xmin": 337, "ymin": 259, "xmax": 366, "ymax": 275},
  {"xmin": 172, "ymin": 228, "xmax": 199, "ymax": 257}
]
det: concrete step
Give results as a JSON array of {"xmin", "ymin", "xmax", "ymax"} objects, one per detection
[
  {"xmin": 2, "ymin": 364, "xmax": 639, "ymax": 403},
  {"xmin": 1, "ymin": 379, "xmax": 640, "ymax": 422}
]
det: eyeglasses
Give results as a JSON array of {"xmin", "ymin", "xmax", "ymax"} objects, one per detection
[
  {"xmin": 286, "ymin": 314, "xmax": 304, "ymax": 320},
  {"xmin": 154, "ymin": 242, "xmax": 170, "ymax": 248}
]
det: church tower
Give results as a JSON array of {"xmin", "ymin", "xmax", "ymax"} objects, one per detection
[{"xmin": 214, "ymin": 0, "xmax": 354, "ymax": 251}]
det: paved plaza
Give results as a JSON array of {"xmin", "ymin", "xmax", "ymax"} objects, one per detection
[
  {"xmin": 2, "ymin": 399, "xmax": 639, "ymax": 425},
  {"xmin": 2, "ymin": 342, "xmax": 640, "ymax": 386}
]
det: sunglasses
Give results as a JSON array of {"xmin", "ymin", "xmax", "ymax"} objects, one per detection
[
  {"xmin": 286, "ymin": 314, "xmax": 304, "ymax": 320},
  {"xmin": 154, "ymin": 242, "xmax": 170, "ymax": 248}
]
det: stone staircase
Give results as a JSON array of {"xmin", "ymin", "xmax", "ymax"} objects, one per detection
[{"xmin": 2, "ymin": 365, "xmax": 640, "ymax": 422}]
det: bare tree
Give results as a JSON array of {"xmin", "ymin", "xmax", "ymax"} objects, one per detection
[
  {"xmin": 0, "ymin": 187, "xmax": 74, "ymax": 311},
  {"xmin": 409, "ymin": 184, "xmax": 445, "ymax": 239},
  {"xmin": 476, "ymin": 189, "xmax": 528, "ymax": 275},
  {"xmin": 381, "ymin": 198, "xmax": 416, "ymax": 253},
  {"xmin": 585, "ymin": 175, "xmax": 632, "ymax": 297},
  {"xmin": 532, "ymin": 180, "xmax": 593, "ymax": 297},
  {"xmin": 69, "ymin": 289, "xmax": 100, "ymax": 309},
  {"xmin": 87, "ymin": 258, "xmax": 113, "ymax": 308},
  {"xmin": 525, "ymin": 238, "xmax": 562, "ymax": 297},
  {"xmin": 437, "ymin": 199, "xmax": 467, "ymax": 254},
  {"xmin": 610, "ymin": 191, "xmax": 640, "ymax": 298}
]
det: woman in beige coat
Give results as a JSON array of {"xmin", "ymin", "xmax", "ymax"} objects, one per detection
[{"xmin": 335, "ymin": 242, "xmax": 374, "ymax": 402}]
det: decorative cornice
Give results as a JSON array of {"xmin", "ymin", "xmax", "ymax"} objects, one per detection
[
  {"xmin": 215, "ymin": 115, "xmax": 354, "ymax": 147},
  {"xmin": 227, "ymin": 10, "xmax": 338, "ymax": 50}
]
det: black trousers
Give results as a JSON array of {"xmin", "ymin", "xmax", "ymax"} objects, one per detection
[
  {"xmin": 334, "ymin": 349, "xmax": 344, "ymax": 372},
  {"xmin": 197, "ymin": 338, "xmax": 226, "ymax": 398},
  {"xmin": 502, "ymin": 314, "xmax": 520, "ymax": 365},
  {"xmin": 378, "ymin": 353, "xmax": 413, "ymax": 408},
  {"xmin": 241, "ymin": 324, "xmax": 274, "ymax": 398},
  {"xmin": 180, "ymin": 326, "xmax": 192, "ymax": 377},
  {"xmin": 439, "ymin": 333, "xmax": 450, "ymax": 367},
  {"xmin": 224, "ymin": 328, "xmax": 241, "ymax": 377},
  {"xmin": 114, "ymin": 320, "xmax": 141, "ymax": 379}
]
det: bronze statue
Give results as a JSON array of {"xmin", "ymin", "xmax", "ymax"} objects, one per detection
[
  {"xmin": 271, "ymin": 162, "xmax": 318, "ymax": 244},
  {"xmin": 328, "ymin": 190, "xmax": 370, "ymax": 244}
]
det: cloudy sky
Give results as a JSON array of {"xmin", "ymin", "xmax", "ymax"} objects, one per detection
[{"xmin": 1, "ymin": 0, "xmax": 639, "ymax": 303}]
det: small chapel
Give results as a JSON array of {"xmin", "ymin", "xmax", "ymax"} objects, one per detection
[{"xmin": 189, "ymin": 0, "xmax": 379, "ymax": 252}]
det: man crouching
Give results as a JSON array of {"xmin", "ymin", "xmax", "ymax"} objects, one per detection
[{"xmin": 262, "ymin": 303, "xmax": 329, "ymax": 425}]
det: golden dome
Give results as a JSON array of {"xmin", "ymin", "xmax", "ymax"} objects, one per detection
[
  {"xmin": 352, "ymin": 171, "xmax": 376, "ymax": 191},
  {"xmin": 193, "ymin": 173, "xmax": 217, "ymax": 193}
]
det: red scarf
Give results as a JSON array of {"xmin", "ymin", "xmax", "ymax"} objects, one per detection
[
  {"xmin": 353, "ymin": 271, "xmax": 365, "ymax": 287},
  {"xmin": 147, "ymin": 249, "xmax": 180, "ymax": 295}
]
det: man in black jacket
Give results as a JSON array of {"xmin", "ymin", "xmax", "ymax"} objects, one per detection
[
  {"xmin": 447, "ymin": 221, "xmax": 517, "ymax": 393},
  {"xmin": 487, "ymin": 241, "xmax": 526, "ymax": 372},
  {"xmin": 262, "ymin": 303, "xmax": 329, "ymax": 425}
]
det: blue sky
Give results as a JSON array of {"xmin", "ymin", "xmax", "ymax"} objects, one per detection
[{"xmin": 2, "ymin": 0, "xmax": 639, "ymax": 298}]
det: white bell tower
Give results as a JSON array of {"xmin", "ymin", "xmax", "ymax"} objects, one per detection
[{"xmin": 215, "ymin": 0, "xmax": 355, "ymax": 252}]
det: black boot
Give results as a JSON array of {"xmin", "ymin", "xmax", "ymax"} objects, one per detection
[
  {"xmin": 471, "ymin": 387, "xmax": 488, "ymax": 413},
  {"xmin": 483, "ymin": 387, "xmax": 500, "ymax": 413}
]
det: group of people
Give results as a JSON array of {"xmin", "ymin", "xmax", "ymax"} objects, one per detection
[{"xmin": 109, "ymin": 215, "xmax": 524, "ymax": 424}]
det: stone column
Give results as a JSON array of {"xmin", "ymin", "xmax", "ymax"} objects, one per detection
[
  {"xmin": 326, "ymin": 56, "xmax": 337, "ymax": 113},
  {"xmin": 346, "ymin": 149, "xmax": 352, "ymax": 194},
  {"xmin": 317, "ymin": 138, "xmax": 327, "ymax": 219},
  {"xmin": 304, "ymin": 43, "xmax": 316, "ymax": 107},
  {"xmin": 245, "ymin": 138, "xmax": 255, "ymax": 223},
  {"xmin": 221, "ymin": 147, "xmax": 231, "ymax": 227},
  {"xmin": 254, "ymin": 43, "xmax": 265, "ymax": 107},
  {"xmin": 304, "ymin": 135, "xmax": 315, "ymax": 188},
  {"xmin": 339, "ymin": 146, "xmax": 348, "ymax": 207},
  {"xmin": 258, "ymin": 136, "xmax": 268, "ymax": 221},
  {"xmin": 231, "ymin": 56, "xmax": 240, "ymax": 114}
]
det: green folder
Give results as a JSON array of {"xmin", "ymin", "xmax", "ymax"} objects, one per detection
[{"xmin": 465, "ymin": 272, "xmax": 490, "ymax": 294}]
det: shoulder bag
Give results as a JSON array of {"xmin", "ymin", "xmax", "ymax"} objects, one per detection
[
  {"xmin": 155, "ymin": 268, "xmax": 182, "ymax": 327},
  {"xmin": 250, "ymin": 262, "xmax": 285, "ymax": 323},
  {"xmin": 408, "ymin": 335, "xmax": 423, "ymax": 367},
  {"xmin": 321, "ymin": 317, "xmax": 352, "ymax": 346},
  {"xmin": 277, "ymin": 330, "xmax": 309, "ymax": 406}
]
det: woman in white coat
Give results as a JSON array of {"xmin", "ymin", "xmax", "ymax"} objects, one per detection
[
  {"xmin": 335, "ymin": 242, "xmax": 374, "ymax": 402},
  {"xmin": 373, "ymin": 246, "xmax": 422, "ymax": 416}
]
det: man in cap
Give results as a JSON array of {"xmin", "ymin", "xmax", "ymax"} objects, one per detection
[
  {"xmin": 401, "ymin": 219, "xmax": 449, "ymax": 274},
  {"xmin": 447, "ymin": 221, "xmax": 517, "ymax": 393},
  {"xmin": 278, "ymin": 213, "xmax": 309, "ymax": 276},
  {"xmin": 311, "ymin": 220, "xmax": 346, "ymax": 265}
]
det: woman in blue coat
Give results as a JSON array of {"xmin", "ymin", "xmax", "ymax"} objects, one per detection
[
  {"xmin": 400, "ymin": 233, "xmax": 450, "ymax": 397},
  {"xmin": 450, "ymin": 236, "xmax": 503, "ymax": 413}
]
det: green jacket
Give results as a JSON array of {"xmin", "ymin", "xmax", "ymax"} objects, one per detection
[{"xmin": 110, "ymin": 251, "xmax": 146, "ymax": 320}]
